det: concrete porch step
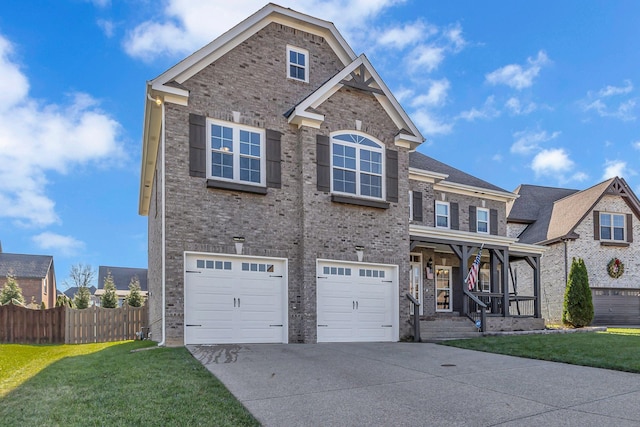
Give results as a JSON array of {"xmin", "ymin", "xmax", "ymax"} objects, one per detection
[{"xmin": 419, "ymin": 318, "xmax": 481, "ymax": 341}]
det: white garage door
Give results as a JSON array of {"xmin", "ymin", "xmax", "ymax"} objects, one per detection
[
  {"xmin": 317, "ymin": 260, "xmax": 397, "ymax": 343},
  {"xmin": 184, "ymin": 253, "xmax": 288, "ymax": 345}
]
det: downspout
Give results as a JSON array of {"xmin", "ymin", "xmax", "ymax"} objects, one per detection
[
  {"xmin": 159, "ymin": 99, "xmax": 167, "ymax": 347},
  {"xmin": 563, "ymin": 239, "xmax": 569, "ymax": 286}
]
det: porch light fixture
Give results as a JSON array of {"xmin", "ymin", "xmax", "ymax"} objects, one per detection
[
  {"xmin": 147, "ymin": 93, "xmax": 162, "ymax": 106},
  {"xmin": 355, "ymin": 245, "xmax": 365, "ymax": 262},
  {"xmin": 233, "ymin": 237, "xmax": 245, "ymax": 255},
  {"xmin": 427, "ymin": 258, "xmax": 433, "ymax": 269},
  {"xmin": 441, "ymin": 258, "xmax": 446, "ymax": 266}
]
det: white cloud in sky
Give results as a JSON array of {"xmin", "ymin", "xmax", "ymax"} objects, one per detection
[
  {"xmin": 32, "ymin": 232, "xmax": 85, "ymax": 257},
  {"xmin": 411, "ymin": 110, "xmax": 453, "ymax": 136},
  {"xmin": 510, "ymin": 129, "xmax": 561, "ymax": 155},
  {"xmin": 581, "ymin": 80, "xmax": 637, "ymax": 121},
  {"xmin": 410, "ymin": 79, "xmax": 450, "ymax": 108},
  {"xmin": 602, "ymin": 160, "xmax": 633, "ymax": 180},
  {"xmin": 505, "ymin": 97, "xmax": 537, "ymax": 115},
  {"xmin": 633, "ymin": 140, "xmax": 640, "ymax": 150},
  {"xmin": 485, "ymin": 50, "xmax": 550, "ymax": 90},
  {"xmin": 531, "ymin": 148, "xmax": 574, "ymax": 176},
  {"xmin": 123, "ymin": 0, "xmax": 406, "ymax": 60},
  {"xmin": 457, "ymin": 96, "xmax": 500, "ymax": 121},
  {"xmin": 97, "ymin": 19, "xmax": 116, "ymax": 38},
  {"xmin": 378, "ymin": 21, "xmax": 434, "ymax": 49},
  {"xmin": 0, "ymin": 34, "xmax": 124, "ymax": 228},
  {"xmin": 408, "ymin": 44, "xmax": 445, "ymax": 72}
]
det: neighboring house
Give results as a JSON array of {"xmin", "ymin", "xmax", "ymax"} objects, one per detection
[
  {"xmin": 63, "ymin": 286, "xmax": 99, "ymax": 306},
  {"xmin": 0, "ymin": 251, "xmax": 57, "ymax": 308},
  {"xmin": 95, "ymin": 266, "xmax": 148, "ymax": 307},
  {"xmin": 139, "ymin": 3, "xmax": 545, "ymax": 346},
  {"xmin": 507, "ymin": 177, "xmax": 640, "ymax": 325}
]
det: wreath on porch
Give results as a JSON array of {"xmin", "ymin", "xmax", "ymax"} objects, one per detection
[{"xmin": 607, "ymin": 258, "xmax": 624, "ymax": 279}]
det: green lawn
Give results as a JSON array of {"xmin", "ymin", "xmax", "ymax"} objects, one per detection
[
  {"xmin": 0, "ymin": 341, "xmax": 258, "ymax": 427},
  {"xmin": 440, "ymin": 328, "xmax": 640, "ymax": 373}
]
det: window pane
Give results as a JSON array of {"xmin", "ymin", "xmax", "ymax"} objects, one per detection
[
  {"xmin": 437, "ymin": 215, "xmax": 448, "ymax": 228},
  {"xmin": 333, "ymin": 169, "xmax": 356, "ymax": 194},
  {"xmin": 478, "ymin": 210, "xmax": 488, "ymax": 221},
  {"xmin": 436, "ymin": 203, "xmax": 448, "ymax": 216},
  {"xmin": 212, "ymin": 152, "xmax": 233, "ymax": 179},
  {"xmin": 601, "ymin": 226, "xmax": 611, "ymax": 240},
  {"xmin": 297, "ymin": 53, "xmax": 305, "ymax": 66},
  {"xmin": 600, "ymin": 214, "xmax": 611, "ymax": 226},
  {"xmin": 478, "ymin": 222, "xmax": 488, "ymax": 233},
  {"xmin": 289, "ymin": 50, "xmax": 296, "ymax": 63},
  {"xmin": 613, "ymin": 227, "xmax": 624, "ymax": 240},
  {"xmin": 361, "ymin": 173, "xmax": 381, "ymax": 198},
  {"xmin": 333, "ymin": 144, "xmax": 356, "ymax": 171},
  {"xmin": 613, "ymin": 215, "xmax": 624, "ymax": 227},
  {"xmin": 240, "ymin": 156, "xmax": 260, "ymax": 183}
]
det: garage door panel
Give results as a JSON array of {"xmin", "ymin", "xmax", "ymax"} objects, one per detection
[
  {"xmin": 317, "ymin": 261, "xmax": 396, "ymax": 343},
  {"xmin": 185, "ymin": 254, "xmax": 287, "ymax": 345}
]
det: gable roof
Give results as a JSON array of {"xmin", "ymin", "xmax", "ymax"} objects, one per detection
[
  {"xmin": 0, "ymin": 253, "xmax": 53, "ymax": 279},
  {"xmin": 409, "ymin": 151, "xmax": 516, "ymax": 202},
  {"xmin": 508, "ymin": 177, "xmax": 640, "ymax": 244},
  {"xmin": 286, "ymin": 55, "xmax": 424, "ymax": 149},
  {"xmin": 98, "ymin": 266, "xmax": 148, "ymax": 291}
]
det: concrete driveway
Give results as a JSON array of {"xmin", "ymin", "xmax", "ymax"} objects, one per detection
[{"xmin": 188, "ymin": 342, "xmax": 640, "ymax": 427}]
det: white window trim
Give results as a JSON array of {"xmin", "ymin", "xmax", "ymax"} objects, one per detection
[
  {"xmin": 330, "ymin": 131, "xmax": 386, "ymax": 201},
  {"xmin": 435, "ymin": 201, "xmax": 450, "ymax": 229},
  {"xmin": 477, "ymin": 207, "xmax": 489, "ymax": 234},
  {"xmin": 600, "ymin": 212, "xmax": 625, "ymax": 241},
  {"xmin": 206, "ymin": 119, "xmax": 266, "ymax": 187},
  {"xmin": 286, "ymin": 45, "xmax": 309, "ymax": 83}
]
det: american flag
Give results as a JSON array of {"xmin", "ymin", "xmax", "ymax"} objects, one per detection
[{"xmin": 466, "ymin": 246, "xmax": 483, "ymax": 291}]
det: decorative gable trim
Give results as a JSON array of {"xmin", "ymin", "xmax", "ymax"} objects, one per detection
[{"xmin": 287, "ymin": 55, "xmax": 424, "ymax": 149}]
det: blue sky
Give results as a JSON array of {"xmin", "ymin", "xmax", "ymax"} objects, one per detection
[{"xmin": 1, "ymin": 1, "xmax": 639, "ymax": 289}]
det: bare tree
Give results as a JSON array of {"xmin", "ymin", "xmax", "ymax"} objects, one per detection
[{"xmin": 64, "ymin": 263, "xmax": 96, "ymax": 289}]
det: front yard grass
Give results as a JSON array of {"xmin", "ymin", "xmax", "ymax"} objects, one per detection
[
  {"xmin": 0, "ymin": 340, "xmax": 258, "ymax": 426},
  {"xmin": 440, "ymin": 328, "xmax": 640, "ymax": 373}
]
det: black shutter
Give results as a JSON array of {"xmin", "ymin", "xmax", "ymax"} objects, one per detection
[
  {"xmin": 469, "ymin": 206, "xmax": 477, "ymax": 232},
  {"xmin": 386, "ymin": 149, "xmax": 398, "ymax": 203},
  {"xmin": 412, "ymin": 191, "xmax": 423, "ymax": 222},
  {"xmin": 265, "ymin": 129, "xmax": 282, "ymax": 189},
  {"xmin": 490, "ymin": 208, "xmax": 498, "ymax": 235},
  {"xmin": 450, "ymin": 202, "xmax": 459, "ymax": 230},
  {"xmin": 627, "ymin": 213, "xmax": 633, "ymax": 243},
  {"xmin": 593, "ymin": 211, "xmax": 600, "ymax": 240},
  {"xmin": 189, "ymin": 114, "xmax": 206, "ymax": 178},
  {"xmin": 317, "ymin": 135, "xmax": 330, "ymax": 192}
]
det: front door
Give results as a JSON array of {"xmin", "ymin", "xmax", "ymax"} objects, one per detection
[
  {"xmin": 436, "ymin": 266, "xmax": 452, "ymax": 312},
  {"xmin": 409, "ymin": 254, "xmax": 423, "ymax": 315}
]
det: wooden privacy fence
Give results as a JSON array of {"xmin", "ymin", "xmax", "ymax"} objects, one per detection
[
  {"xmin": 65, "ymin": 305, "xmax": 147, "ymax": 344},
  {"xmin": 0, "ymin": 302, "xmax": 147, "ymax": 344}
]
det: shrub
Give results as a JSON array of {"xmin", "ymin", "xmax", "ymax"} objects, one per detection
[
  {"xmin": 124, "ymin": 276, "xmax": 144, "ymax": 307},
  {"xmin": 56, "ymin": 294, "xmax": 75, "ymax": 308},
  {"xmin": 562, "ymin": 257, "xmax": 594, "ymax": 327},
  {"xmin": 74, "ymin": 286, "xmax": 92, "ymax": 309},
  {"xmin": 101, "ymin": 270, "xmax": 119, "ymax": 308}
]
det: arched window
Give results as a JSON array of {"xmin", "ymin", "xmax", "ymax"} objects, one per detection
[{"xmin": 331, "ymin": 133, "xmax": 384, "ymax": 199}]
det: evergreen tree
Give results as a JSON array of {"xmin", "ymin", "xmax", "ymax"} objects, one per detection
[
  {"xmin": 100, "ymin": 270, "xmax": 119, "ymax": 308},
  {"xmin": 74, "ymin": 286, "xmax": 92, "ymax": 309},
  {"xmin": 56, "ymin": 294, "xmax": 75, "ymax": 308},
  {"xmin": 0, "ymin": 272, "xmax": 25, "ymax": 305},
  {"xmin": 124, "ymin": 276, "xmax": 144, "ymax": 307},
  {"xmin": 562, "ymin": 257, "xmax": 594, "ymax": 327}
]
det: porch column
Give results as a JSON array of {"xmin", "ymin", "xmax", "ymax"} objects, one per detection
[
  {"xmin": 494, "ymin": 248, "xmax": 510, "ymax": 317},
  {"xmin": 526, "ymin": 255, "xmax": 542, "ymax": 318}
]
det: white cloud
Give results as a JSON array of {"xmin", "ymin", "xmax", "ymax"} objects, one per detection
[
  {"xmin": 457, "ymin": 96, "xmax": 500, "ymax": 121},
  {"xmin": 602, "ymin": 160, "xmax": 629, "ymax": 180},
  {"xmin": 444, "ymin": 23, "xmax": 465, "ymax": 52},
  {"xmin": 86, "ymin": 0, "xmax": 110, "ymax": 7},
  {"xmin": 570, "ymin": 172, "xmax": 589, "ymax": 182},
  {"xmin": 378, "ymin": 21, "xmax": 433, "ymax": 49},
  {"xmin": 0, "ymin": 34, "xmax": 123, "ymax": 228},
  {"xmin": 633, "ymin": 141, "xmax": 640, "ymax": 150},
  {"xmin": 411, "ymin": 110, "xmax": 453, "ymax": 136},
  {"xmin": 32, "ymin": 232, "xmax": 85, "ymax": 257},
  {"xmin": 505, "ymin": 97, "xmax": 537, "ymax": 115},
  {"xmin": 411, "ymin": 79, "xmax": 450, "ymax": 108},
  {"xmin": 97, "ymin": 19, "xmax": 115, "ymax": 38},
  {"xmin": 598, "ymin": 80, "xmax": 633, "ymax": 97},
  {"xmin": 531, "ymin": 148, "xmax": 574, "ymax": 176},
  {"xmin": 124, "ymin": 0, "xmax": 406, "ymax": 60},
  {"xmin": 485, "ymin": 50, "xmax": 550, "ymax": 90},
  {"xmin": 510, "ymin": 129, "xmax": 561, "ymax": 155},
  {"xmin": 408, "ymin": 44, "xmax": 445, "ymax": 72}
]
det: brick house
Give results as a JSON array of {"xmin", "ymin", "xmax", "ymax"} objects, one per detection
[
  {"xmin": 139, "ymin": 3, "xmax": 546, "ymax": 345},
  {"xmin": 0, "ymin": 251, "xmax": 57, "ymax": 308},
  {"xmin": 507, "ymin": 177, "xmax": 640, "ymax": 325}
]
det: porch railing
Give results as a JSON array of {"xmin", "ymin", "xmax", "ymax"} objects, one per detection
[
  {"xmin": 405, "ymin": 293, "xmax": 421, "ymax": 342},
  {"xmin": 473, "ymin": 293, "xmax": 537, "ymax": 317},
  {"xmin": 462, "ymin": 290, "xmax": 487, "ymax": 332}
]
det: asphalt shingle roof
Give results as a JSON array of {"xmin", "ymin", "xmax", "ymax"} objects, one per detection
[
  {"xmin": 98, "ymin": 266, "xmax": 148, "ymax": 291},
  {"xmin": 0, "ymin": 253, "xmax": 53, "ymax": 279},
  {"xmin": 409, "ymin": 151, "xmax": 508, "ymax": 193}
]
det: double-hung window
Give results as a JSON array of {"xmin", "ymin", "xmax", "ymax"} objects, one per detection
[
  {"xmin": 331, "ymin": 133, "xmax": 384, "ymax": 199},
  {"xmin": 477, "ymin": 207, "xmax": 489, "ymax": 234},
  {"xmin": 600, "ymin": 212, "xmax": 625, "ymax": 241},
  {"xmin": 208, "ymin": 120, "xmax": 265, "ymax": 186},
  {"xmin": 435, "ymin": 201, "xmax": 450, "ymax": 228},
  {"xmin": 287, "ymin": 45, "xmax": 308, "ymax": 82}
]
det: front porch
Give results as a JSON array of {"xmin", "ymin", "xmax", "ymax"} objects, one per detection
[{"xmin": 409, "ymin": 225, "xmax": 547, "ymax": 335}]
